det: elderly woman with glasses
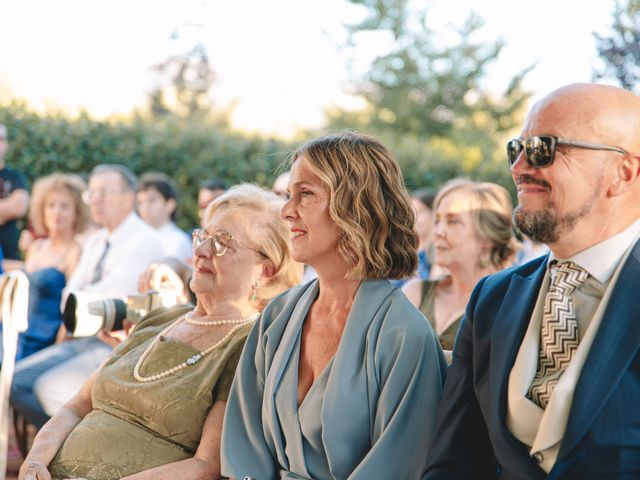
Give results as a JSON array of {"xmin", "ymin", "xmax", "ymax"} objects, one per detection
[
  {"xmin": 19, "ymin": 184, "xmax": 302, "ymax": 480},
  {"xmin": 221, "ymin": 132, "xmax": 447, "ymax": 480}
]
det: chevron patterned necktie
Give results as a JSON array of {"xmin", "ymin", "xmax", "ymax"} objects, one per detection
[{"xmin": 528, "ymin": 261, "xmax": 589, "ymax": 409}]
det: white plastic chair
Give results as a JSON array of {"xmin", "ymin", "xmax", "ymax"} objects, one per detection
[{"xmin": 0, "ymin": 270, "xmax": 29, "ymax": 480}]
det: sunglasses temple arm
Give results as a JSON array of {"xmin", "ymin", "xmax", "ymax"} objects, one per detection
[{"xmin": 559, "ymin": 139, "xmax": 627, "ymax": 155}]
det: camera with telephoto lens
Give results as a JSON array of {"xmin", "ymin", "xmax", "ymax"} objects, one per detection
[{"xmin": 62, "ymin": 289, "xmax": 179, "ymax": 337}]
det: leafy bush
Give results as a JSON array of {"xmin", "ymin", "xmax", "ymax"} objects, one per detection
[
  {"xmin": 1, "ymin": 98, "xmax": 517, "ymax": 234},
  {"xmin": 0, "ymin": 101, "xmax": 293, "ymax": 229}
]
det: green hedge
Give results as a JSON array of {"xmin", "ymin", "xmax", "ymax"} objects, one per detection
[
  {"xmin": 1, "ymin": 101, "xmax": 294, "ymax": 229},
  {"xmin": 1, "ymin": 100, "xmax": 515, "ymax": 231}
]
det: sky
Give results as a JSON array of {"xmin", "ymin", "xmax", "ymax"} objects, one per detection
[{"xmin": 0, "ymin": 0, "xmax": 618, "ymax": 138}]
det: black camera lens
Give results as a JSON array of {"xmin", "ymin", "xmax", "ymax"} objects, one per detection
[
  {"xmin": 62, "ymin": 293, "xmax": 79, "ymax": 334},
  {"xmin": 97, "ymin": 298, "xmax": 128, "ymax": 332}
]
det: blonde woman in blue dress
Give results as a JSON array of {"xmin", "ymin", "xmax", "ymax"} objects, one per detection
[{"xmin": 221, "ymin": 132, "xmax": 447, "ymax": 480}]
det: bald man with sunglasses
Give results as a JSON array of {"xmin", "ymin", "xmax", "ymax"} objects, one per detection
[{"xmin": 424, "ymin": 83, "xmax": 640, "ymax": 479}]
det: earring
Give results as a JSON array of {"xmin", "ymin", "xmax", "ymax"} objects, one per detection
[
  {"xmin": 479, "ymin": 258, "xmax": 490, "ymax": 269},
  {"xmin": 251, "ymin": 280, "xmax": 261, "ymax": 302}
]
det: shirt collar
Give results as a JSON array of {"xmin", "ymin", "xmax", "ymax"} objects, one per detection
[
  {"xmin": 549, "ymin": 218, "xmax": 640, "ymax": 283},
  {"xmin": 104, "ymin": 212, "xmax": 141, "ymax": 245}
]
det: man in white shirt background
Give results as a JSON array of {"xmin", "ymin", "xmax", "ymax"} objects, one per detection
[
  {"xmin": 11, "ymin": 164, "xmax": 164, "ymax": 428},
  {"xmin": 136, "ymin": 172, "xmax": 192, "ymax": 265}
]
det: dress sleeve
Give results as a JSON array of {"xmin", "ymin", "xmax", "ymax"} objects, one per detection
[
  {"xmin": 220, "ymin": 315, "xmax": 277, "ymax": 479},
  {"xmin": 348, "ymin": 301, "xmax": 448, "ymax": 480},
  {"xmin": 212, "ymin": 336, "xmax": 244, "ymax": 403}
]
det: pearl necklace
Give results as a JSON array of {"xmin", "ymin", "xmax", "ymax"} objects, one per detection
[
  {"xmin": 133, "ymin": 313, "xmax": 258, "ymax": 383},
  {"xmin": 185, "ymin": 312, "xmax": 259, "ymax": 326}
]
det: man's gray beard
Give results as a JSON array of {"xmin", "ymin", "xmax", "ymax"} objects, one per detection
[
  {"xmin": 513, "ymin": 199, "xmax": 594, "ymax": 244},
  {"xmin": 513, "ymin": 206, "xmax": 559, "ymax": 244}
]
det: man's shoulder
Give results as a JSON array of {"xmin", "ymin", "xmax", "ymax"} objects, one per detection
[
  {"xmin": 82, "ymin": 228, "xmax": 108, "ymax": 249},
  {"xmin": 159, "ymin": 222, "xmax": 190, "ymax": 240},
  {"xmin": 0, "ymin": 166, "xmax": 25, "ymax": 177},
  {"xmin": 117, "ymin": 216, "xmax": 164, "ymax": 259},
  {"xmin": 477, "ymin": 255, "xmax": 548, "ymax": 297},
  {"xmin": 157, "ymin": 223, "xmax": 191, "ymax": 261},
  {"xmin": 0, "ymin": 166, "xmax": 27, "ymax": 189},
  {"xmin": 115, "ymin": 214, "xmax": 158, "ymax": 242}
]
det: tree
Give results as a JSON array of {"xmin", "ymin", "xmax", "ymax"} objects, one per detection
[
  {"xmin": 328, "ymin": 0, "xmax": 532, "ymax": 190},
  {"xmin": 593, "ymin": 0, "xmax": 640, "ymax": 93},
  {"xmin": 148, "ymin": 42, "xmax": 218, "ymax": 119}
]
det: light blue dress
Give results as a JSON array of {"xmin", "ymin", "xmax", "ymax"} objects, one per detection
[{"xmin": 221, "ymin": 279, "xmax": 447, "ymax": 480}]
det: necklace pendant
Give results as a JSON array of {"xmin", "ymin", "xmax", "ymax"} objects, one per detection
[{"xmin": 186, "ymin": 354, "xmax": 202, "ymax": 366}]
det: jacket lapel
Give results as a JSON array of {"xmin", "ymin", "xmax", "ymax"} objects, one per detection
[
  {"xmin": 263, "ymin": 280, "xmax": 318, "ymax": 473},
  {"xmin": 558, "ymin": 241, "xmax": 640, "ymax": 459},
  {"xmin": 489, "ymin": 258, "xmax": 547, "ymax": 424}
]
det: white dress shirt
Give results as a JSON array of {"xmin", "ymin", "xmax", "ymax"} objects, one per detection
[
  {"xmin": 157, "ymin": 222, "xmax": 192, "ymax": 264},
  {"xmin": 507, "ymin": 218, "xmax": 640, "ymax": 472},
  {"xmin": 63, "ymin": 212, "xmax": 165, "ymax": 300}
]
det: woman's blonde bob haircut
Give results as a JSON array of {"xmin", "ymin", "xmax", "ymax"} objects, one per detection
[
  {"xmin": 434, "ymin": 179, "xmax": 518, "ymax": 270},
  {"xmin": 204, "ymin": 183, "xmax": 303, "ymax": 309},
  {"xmin": 289, "ymin": 131, "xmax": 418, "ymax": 280},
  {"xmin": 29, "ymin": 173, "xmax": 90, "ymax": 236}
]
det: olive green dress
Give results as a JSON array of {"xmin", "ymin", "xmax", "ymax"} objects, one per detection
[
  {"xmin": 49, "ymin": 305, "xmax": 252, "ymax": 480},
  {"xmin": 419, "ymin": 279, "xmax": 463, "ymax": 351}
]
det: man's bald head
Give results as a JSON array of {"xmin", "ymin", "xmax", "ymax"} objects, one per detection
[
  {"xmin": 513, "ymin": 83, "xmax": 640, "ymax": 257},
  {"xmin": 523, "ymin": 83, "xmax": 640, "ymax": 153}
]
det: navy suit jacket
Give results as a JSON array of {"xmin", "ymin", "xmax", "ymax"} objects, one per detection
[{"xmin": 424, "ymin": 240, "xmax": 640, "ymax": 479}]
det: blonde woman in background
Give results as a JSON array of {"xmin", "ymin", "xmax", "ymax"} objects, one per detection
[
  {"xmin": 403, "ymin": 179, "xmax": 518, "ymax": 359},
  {"xmin": 14, "ymin": 173, "xmax": 90, "ymax": 360}
]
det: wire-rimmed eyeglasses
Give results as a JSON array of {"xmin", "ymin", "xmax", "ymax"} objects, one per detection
[{"xmin": 192, "ymin": 228, "xmax": 263, "ymax": 257}]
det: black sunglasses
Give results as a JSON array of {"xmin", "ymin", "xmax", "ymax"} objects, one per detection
[{"xmin": 507, "ymin": 135, "xmax": 628, "ymax": 168}]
